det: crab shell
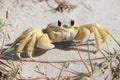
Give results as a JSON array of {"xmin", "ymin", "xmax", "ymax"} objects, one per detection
[{"xmin": 45, "ymin": 21, "xmax": 79, "ymax": 42}]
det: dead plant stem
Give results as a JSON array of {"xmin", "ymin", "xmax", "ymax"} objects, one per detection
[
  {"xmin": 1, "ymin": 54, "xmax": 120, "ymax": 63},
  {"xmin": 74, "ymin": 41, "xmax": 92, "ymax": 76},
  {"xmin": 1, "ymin": 31, "xmax": 6, "ymax": 52}
]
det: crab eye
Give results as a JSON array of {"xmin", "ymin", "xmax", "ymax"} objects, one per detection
[
  {"xmin": 58, "ymin": 20, "xmax": 62, "ymax": 26},
  {"xmin": 70, "ymin": 20, "xmax": 74, "ymax": 26}
]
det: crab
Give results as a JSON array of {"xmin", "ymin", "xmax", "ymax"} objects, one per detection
[{"xmin": 7, "ymin": 20, "xmax": 119, "ymax": 59}]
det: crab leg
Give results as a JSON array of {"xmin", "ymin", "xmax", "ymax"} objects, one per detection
[
  {"xmin": 75, "ymin": 27, "xmax": 90, "ymax": 41},
  {"xmin": 75, "ymin": 24, "xmax": 105, "ymax": 48},
  {"xmin": 85, "ymin": 24, "xmax": 102, "ymax": 48},
  {"xmin": 94, "ymin": 27, "xmax": 102, "ymax": 48},
  {"xmin": 27, "ymin": 34, "xmax": 36, "ymax": 59},
  {"xmin": 13, "ymin": 28, "xmax": 33, "ymax": 45},
  {"xmin": 95, "ymin": 24, "xmax": 109, "ymax": 42},
  {"xmin": 17, "ymin": 32, "xmax": 32, "ymax": 59}
]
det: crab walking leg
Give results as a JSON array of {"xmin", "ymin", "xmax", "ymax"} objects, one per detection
[
  {"xmin": 13, "ymin": 28, "xmax": 33, "ymax": 45},
  {"xmin": 95, "ymin": 24, "xmax": 109, "ymax": 42},
  {"xmin": 13, "ymin": 33, "xmax": 29, "ymax": 45},
  {"xmin": 94, "ymin": 27, "xmax": 102, "ymax": 48},
  {"xmin": 73, "ymin": 24, "xmax": 104, "ymax": 49},
  {"xmin": 84, "ymin": 24, "xmax": 95, "ymax": 32},
  {"xmin": 83, "ymin": 24, "xmax": 102, "ymax": 48},
  {"xmin": 17, "ymin": 32, "xmax": 32, "ymax": 59},
  {"xmin": 27, "ymin": 34, "xmax": 36, "ymax": 59},
  {"xmin": 37, "ymin": 34, "xmax": 55, "ymax": 49}
]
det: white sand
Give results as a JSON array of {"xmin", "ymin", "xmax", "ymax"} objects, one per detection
[{"xmin": 0, "ymin": 0, "xmax": 120, "ymax": 79}]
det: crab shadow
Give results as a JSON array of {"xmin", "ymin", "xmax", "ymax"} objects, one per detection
[
  {"xmin": 1, "ymin": 46, "xmax": 48, "ymax": 60},
  {"xmin": 1, "ymin": 41, "xmax": 95, "ymax": 60}
]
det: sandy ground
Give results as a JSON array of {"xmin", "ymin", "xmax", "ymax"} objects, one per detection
[{"xmin": 0, "ymin": 0, "xmax": 120, "ymax": 79}]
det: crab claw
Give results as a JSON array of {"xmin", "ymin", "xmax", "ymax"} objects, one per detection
[
  {"xmin": 37, "ymin": 34, "xmax": 55, "ymax": 49},
  {"xmin": 75, "ymin": 27, "xmax": 90, "ymax": 41}
]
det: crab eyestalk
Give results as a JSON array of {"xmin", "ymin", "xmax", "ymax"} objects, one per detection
[
  {"xmin": 58, "ymin": 20, "xmax": 64, "ymax": 31},
  {"xmin": 70, "ymin": 20, "xmax": 74, "ymax": 26},
  {"xmin": 68, "ymin": 20, "xmax": 74, "ymax": 29},
  {"xmin": 58, "ymin": 20, "xmax": 61, "ymax": 26}
]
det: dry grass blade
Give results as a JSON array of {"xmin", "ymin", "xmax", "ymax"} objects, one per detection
[
  {"xmin": 80, "ymin": 0, "xmax": 93, "ymax": 11},
  {"xmin": 1, "ymin": 32, "xmax": 7, "ymax": 52},
  {"xmin": 0, "ymin": 20, "xmax": 6, "ymax": 53},
  {"xmin": 93, "ymin": 53, "xmax": 118, "ymax": 75},
  {"xmin": 0, "ymin": 61, "xmax": 20, "ymax": 79},
  {"xmin": 74, "ymin": 73, "xmax": 88, "ymax": 80},
  {"xmin": 87, "ymin": 42, "xmax": 94, "ymax": 74},
  {"xmin": 0, "ymin": 61, "xmax": 12, "ymax": 69},
  {"xmin": 0, "ymin": 20, "xmax": 4, "ymax": 31},
  {"xmin": 73, "ymin": 41, "xmax": 91, "ymax": 76},
  {"xmin": 7, "ymin": 54, "xmax": 119, "ymax": 63},
  {"xmin": 10, "ymin": 68, "xmax": 19, "ymax": 78},
  {"xmin": 103, "ymin": 28, "xmax": 120, "ymax": 47},
  {"xmin": 110, "ymin": 33, "xmax": 120, "ymax": 47},
  {"xmin": 58, "ymin": 62, "xmax": 66, "ymax": 80},
  {"xmin": 93, "ymin": 44, "xmax": 108, "ymax": 60}
]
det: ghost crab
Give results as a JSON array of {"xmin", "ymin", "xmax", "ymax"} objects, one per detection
[{"xmin": 8, "ymin": 20, "xmax": 119, "ymax": 59}]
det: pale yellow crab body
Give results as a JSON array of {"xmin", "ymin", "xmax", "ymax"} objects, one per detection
[
  {"xmin": 46, "ymin": 23, "xmax": 79, "ymax": 42},
  {"xmin": 9, "ymin": 20, "xmax": 115, "ymax": 59}
]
